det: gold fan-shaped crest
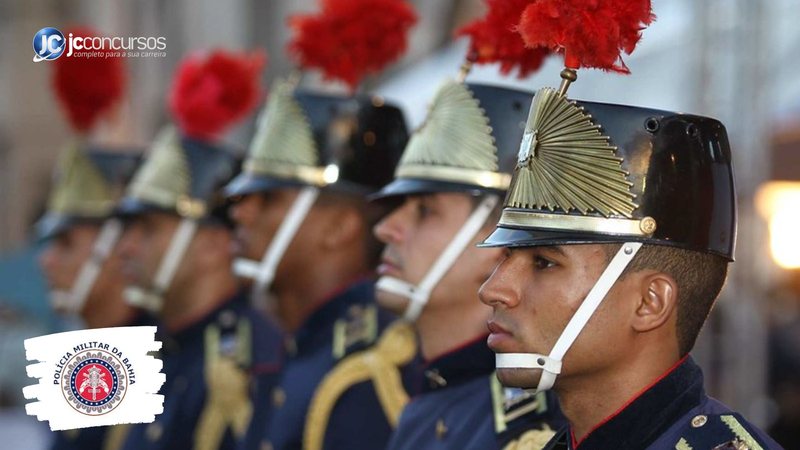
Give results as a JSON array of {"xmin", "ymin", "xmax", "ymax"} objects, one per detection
[
  {"xmin": 126, "ymin": 126, "xmax": 191, "ymax": 210},
  {"xmin": 396, "ymin": 80, "xmax": 508, "ymax": 189},
  {"xmin": 243, "ymin": 79, "xmax": 319, "ymax": 178},
  {"xmin": 48, "ymin": 142, "xmax": 115, "ymax": 217},
  {"xmin": 506, "ymin": 87, "xmax": 637, "ymax": 218}
]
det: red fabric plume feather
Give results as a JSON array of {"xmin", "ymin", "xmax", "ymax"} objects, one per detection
[
  {"xmin": 519, "ymin": 0, "xmax": 655, "ymax": 73},
  {"xmin": 51, "ymin": 26, "xmax": 126, "ymax": 133},
  {"xmin": 169, "ymin": 50, "xmax": 265, "ymax": 141},
  {"xmin": 287, "ymin": 0, "xmax": 417, "ymax": 91},
  {"xmin": 457, "ymin": 0, "xmax": 550, "ymax": 78}
]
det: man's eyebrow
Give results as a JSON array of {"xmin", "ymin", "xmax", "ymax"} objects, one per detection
[{"xmin": 540, "ymin": 245, "xmax": 567, "ymax": 257}]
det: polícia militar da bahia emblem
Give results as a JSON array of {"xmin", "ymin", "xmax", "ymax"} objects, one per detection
[{"xmin": 62, "ymin": 349, "xmax": 126, "ymax": 415}]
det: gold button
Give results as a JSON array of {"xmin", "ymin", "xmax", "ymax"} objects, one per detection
[
  {"xmin": 435, "ymin": 419, "xmax": 448, "ymax": 440},
  {"xmin": 272, "ymin": 387, "xmax": 286, "ymax": 408},
  {"xmin": 691, "ymin": 414, "xmax": 707, "ymax": 428},
  {"xmin": 146, "ymin": 422, "xmax": 163, "ymax": 442},
  {"xmin": 640, "ymin": 216, "xmax": 657, "ymax": 234}
]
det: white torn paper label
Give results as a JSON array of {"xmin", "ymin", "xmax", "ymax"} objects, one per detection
[{"xmin": 23, "ymin": 326, "xmax": 165, "ymax": 431}]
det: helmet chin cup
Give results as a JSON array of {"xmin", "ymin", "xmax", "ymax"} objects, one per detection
[
  {"xmin": 375, "ymin": 276, "xmax": 427, "ymax": 321},
  {"xmin": 233, "ymin": 258, "xmax": 261, "ymax": 279},
  {"xmin": 124, "ymin": 286, "xmax": 163, "ymax": 313}
]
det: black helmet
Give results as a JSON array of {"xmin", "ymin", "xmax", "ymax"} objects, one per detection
[
  {"xmin": 37, "ymin": 145, "xmax": 141, "ymax": 240},
  {"xmin": 224, "ymin": 80, "xmax": 408, "ymax": 198},
  {"xmin": 480, "ymin": 86, "xmax": 736, "ymax": 261},
  {"xmin": 371, "ymin": 81, "xmax": 534, "ymax": 200}
]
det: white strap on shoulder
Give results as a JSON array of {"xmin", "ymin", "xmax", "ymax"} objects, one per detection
[{"xmin": 376, "ymin": 195, "xmax": 499, "ymax": 321}]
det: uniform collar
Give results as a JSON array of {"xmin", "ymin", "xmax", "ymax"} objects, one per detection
[
  {"xmin": 560, "ymin": 355, "xmax": 703, "ymax": 449},
  {"xmin": 288, "ymin": 278, "xmax": 373, "ymax": 357},
  {"xmin": 421, "ymin": 334, "xmax": 494, "ymax": 393},
  {"xmin": 159, "ymin": 290, "xmax": 248, "ymax": 353}
]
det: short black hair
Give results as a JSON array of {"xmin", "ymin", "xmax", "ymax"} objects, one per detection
[{"xmin": 606, "ymin": 244, "xmax": 729, "ymax": 355}]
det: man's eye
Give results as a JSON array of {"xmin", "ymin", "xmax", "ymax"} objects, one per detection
[
  {"xmin": 533, "ymin": 256, "xmax": 555, "ymax": 270},
  {"xmin": 416, "ymin": 202, "xmax": 431, "ymax": 219}
]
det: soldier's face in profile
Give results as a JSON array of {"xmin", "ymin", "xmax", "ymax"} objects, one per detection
[
  {"xmin": 229, "ymin": 190, "xmax": 300, "ymax": 262},
  {"xmin": 373, "ymin": 192, "xmax": 501, "ymax": 316},
  {"xmin": 479, "ymin": 243, "xmax": 635, "ymax": 389},
  {"xmin": 118, "ymin": 212, "xmax": 180, "ymax": 292},
  {"xmin": 39, "ymin": 225, "xmax": 98, "ymax": 295},
  {"xmin": 39, "ymin": 223, "xmax": 130, "ymax": 323}
]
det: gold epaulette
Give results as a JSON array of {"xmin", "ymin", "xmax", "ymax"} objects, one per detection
[
  {"xmin": 502, "ymin": 425, "xmax": 556, "ymax": 450},
  {"xmin": 303, "ymin": 321, "xmax": 417, "ymax": 450},
  {"xmin": 193, "ymin": 319, "xmax": 254, "ymax": 450}
]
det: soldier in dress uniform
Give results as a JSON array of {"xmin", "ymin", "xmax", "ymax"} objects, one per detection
[
  {"xmin": 478, "ymin": 2, "xmax": 783, "ymax": 448},
  {"xmin": 224, "ymin": 76, "xmax": 411, "ymax": 450},
  {"xmin": 36, "ymin": 28, "xmax": 152, "ymax": 450},
  {"xmin": 366, "ymin": 74, "xmax": 564, "ymax": 450},
  {"xmin": 114, "ymin": 50, "xmax": 283, "ymax": 450},
  {"xmin": 224, "ymin": 1, "xmax": 416, "ymax": 449},
  {"xmin": 38, "ymin": 148, "xmax": 148, "ymax": 450}
]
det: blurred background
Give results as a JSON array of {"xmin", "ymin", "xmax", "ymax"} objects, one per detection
[{"xmin": 0, "ymin": 0, "xmax": 798, "ymax": 447}]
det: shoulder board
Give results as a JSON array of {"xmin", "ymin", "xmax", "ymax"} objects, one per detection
[
  {"xmin": 332, "ymin": 304, "xmax": 378, "ymax": 359},
  {"xmin": 674, "ymin": 413, "xmax": 770, "ymax": 450},
  {"xmin": 205, "ymin": 313, "xmax": 252, "ymax": 367},
  {"xmin": 492, "ymin": 374, "xmax": 559, "ymax": 448},
  {"xmin": 305, "ymin": 321, "xmax": 417, "ymax": 450}
]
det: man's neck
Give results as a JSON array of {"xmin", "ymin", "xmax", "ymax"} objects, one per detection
[
  {"xmin": 273, "ymin": 257, "xmax": 366, "ymax": 333},
  {"xmin": 556, "ymin": 348, "xmax": 680, "ymax": 443},
  {"xmin": 160, "ymin": 269, "xmax": 239, "ymax": 333},
  {"xmin": 416, "ymin": 297, "xmax": 490, "ymax": 361}
]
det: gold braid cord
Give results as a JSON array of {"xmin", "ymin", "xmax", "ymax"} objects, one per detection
[
  {"xmin": 502, "ymin": 425, "xmax": 556, "ymax": 450},
  {"xmin": 194, "ymin": 326, "xmax": 254, "ymax": 450},
  {"xmin": 303, "ymin": 321, "xmax": 418, "ymax": 450},
  {"xmin": 102, "ymin": 424, "xmax": 132, "ymax": 450}
]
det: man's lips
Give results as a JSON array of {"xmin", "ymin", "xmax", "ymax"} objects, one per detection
[
  {"xmin": 487, "ymin": 320, "xmax": 515, "ymax": 350},
  {"xmin": 377, "ymin": 258, "xmax": 402, "ymax": 277}
]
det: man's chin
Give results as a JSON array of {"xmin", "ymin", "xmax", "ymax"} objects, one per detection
[
  {"xmin": 375, "ymin": 289, "xmax": 411, "ymax": 317},
  {"xmin": 496, "ymin": 367, "xmax": 543, "ymax": 389}
]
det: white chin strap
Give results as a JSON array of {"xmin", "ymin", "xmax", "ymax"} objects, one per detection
[
  {"xmin": 233, "ymin": 186, "xmax": 320, "ymax": 300},
  {"xmin": 496, "ymin": 242, "xmax": 642, "ymax": 393},
  {"xmin": 376, "ymin": 195, "xmax": 499, "ymax": 322},
  {"xmin": 50, "ymin": 219, "xmax": 123, "ymax": 315},
  {"xmin": 124, "ymin": 218, "xmax": 198, "ymax": 313}
]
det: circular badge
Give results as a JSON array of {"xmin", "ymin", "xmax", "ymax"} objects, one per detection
[
  {"xmin": 62, "ymin": 350, "xmax": 127, "ymax": 415},
  {"xmin": 32, "ymin": 27, "xmax": 65, "ymax": 62}
]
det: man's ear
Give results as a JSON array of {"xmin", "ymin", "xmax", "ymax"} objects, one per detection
[
  {"xmin": 631, "ymin": 271, "xmax": 678, "ymax": 333},
  {"xmin": 194, "ymin": 225, "xmax": 234, "ymax": 265},
  {"xmin": 319, "ymin": 205, "xmax": 364, "ymax": 250}
]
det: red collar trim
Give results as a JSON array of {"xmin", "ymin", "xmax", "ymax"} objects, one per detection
[{"xmin": 573, "ymin": 355, "xmax": 689, "ymax": 448}]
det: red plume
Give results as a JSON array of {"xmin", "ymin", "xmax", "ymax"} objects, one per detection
[
  {"xmin": 169, "ymin": 50, "xmax": 265, "ymax": 141},
  {"xmin": 518, "ymin": 0, "xmax": 655, "ymax": 73},
  {"xmin": 51, "ymin": 26, "xmax": 126, "ymax": 133},
  {"xmin": 457, "ymin": 0, "xmax": 550, "ymax": 78},
  {"xmin": 287, "ymin": 0, "xmax": 417, "ymax": 91}
]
